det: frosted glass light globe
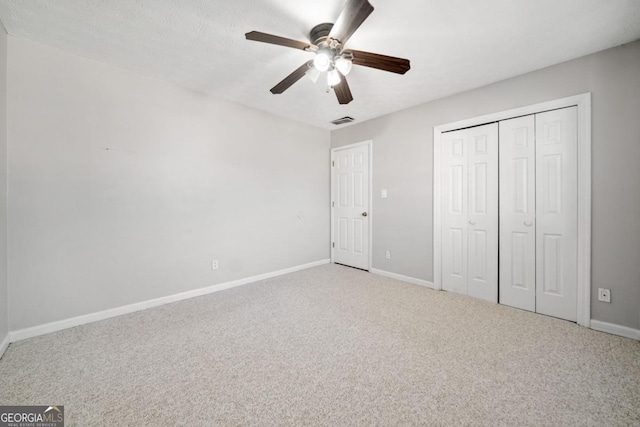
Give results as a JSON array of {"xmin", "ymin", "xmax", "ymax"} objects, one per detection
[
  {"xmin": 327, "ymin": 69, "xmax": 341, "ymax": 86},
  {"xmin": 335, "ymin": 57, "xmax": 353, "ymax": 75},
  {"xmin": 305, "ymin": 66, "xmax": 320, "ymax": 83},
  {"xmin": 313, "ymin": 52, "xmax": 331, "ymax": 72}
]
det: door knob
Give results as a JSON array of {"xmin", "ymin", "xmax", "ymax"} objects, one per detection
[
  {"xmin": 469, "ymin": 220, "xmax": 476, "ymax": 225},
  {"xmin": 362, "ymin": 212, "xmax": 368, "ymax": 217},
  {"xmin": 524, "ymin": 221, "xmax": 533, "ymax": 227}
]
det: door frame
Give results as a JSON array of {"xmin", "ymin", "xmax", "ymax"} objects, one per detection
[
  {"xmin": 330, "ymin": 140, "xmax": 373, "ymax": 270},
  {"xmin": 433, "ymin": 93, "xmax": 592, "ymax": 327}
]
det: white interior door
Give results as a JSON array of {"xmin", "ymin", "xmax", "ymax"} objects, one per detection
[
  {"xmin": 332, "ymin": 144, "xmax": 370, "ymax": 270},
  {"xmin": 441, "ymin": 130, "xmax": 468, "ymax": 295},
  {"xmin": 435, "ymin": 94, "xmax": 589, "ymax": 326},
  {"xmin": 442, "ymin": 123, "xmax": 498, "ymax": 302},
  {"xmin": 467, "ymin": 125, "xmax": 499, "ymax": 302},
  {"xmin": 499, "ymin": 115, "xmax": 536, "ymax": 312},
  {"xmin": 535, "ymin": 107, "xmax": 578, "ymax": 321}
]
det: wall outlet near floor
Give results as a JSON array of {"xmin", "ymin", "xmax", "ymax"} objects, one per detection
[
  {"xmin": 211, "ymin": 260, "xmax": 219, "ymax": 270},
  {"xmin": 598, "ymin": 288, "xmax": 611, "ymax": 303},
  {"xmin": 385, "ymin": 251, "xmax": 391, "ymax": 259}
]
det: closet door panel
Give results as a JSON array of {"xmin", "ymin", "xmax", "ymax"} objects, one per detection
[
  {"xmin": 467, "ymin": 124, "xmax": 499, "ymax": 303},
  {"xmin": 535, "ymin": 107, "xmax": 578, "ymax": 322},
  {"xmin": 441, "ymin": 131, "xmax": 468, "ymax": 295},
  {"xmin": 499, "ymin": 115, "xmax": 536, "ymax": 312}
]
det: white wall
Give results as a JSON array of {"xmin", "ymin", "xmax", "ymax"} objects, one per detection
[
  {"xmin": 7, "ymin": 37, "xmax": 330, "ymax": 331},
  {"xmin": 332, "ymin": 40, "xmax": 640, "ymax": 330},
  {"xmin": 0, "ymin": 24, "xmax": 7, "ymax": 346}
]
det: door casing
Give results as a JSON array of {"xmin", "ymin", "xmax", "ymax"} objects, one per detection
[
  {"xmin": 330, "ymin": 140, "xmax": 373, "ymax": 270},
  {"xmin": 433, "ymin": 93, "xmax": 592, "ymax": 327}
]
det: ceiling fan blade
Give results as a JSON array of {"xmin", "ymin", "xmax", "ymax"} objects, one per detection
[
  {"xmin": 270, "ymin": 62, "xmax": 311, "ymax": 94},
  {"xmin": 245, "ymin": 31, "xmax": 313, "ymax": 51},
  {"xmin": 345, "ymin": 49, "xmax": 411, "ymax": 74},
  {"xmin": 329, "ymin": 0, "xmax": 374, "ymax": 45},
  {"xmin": 333, "ymin": 74, "xmax": 354, "ymax": 104}
]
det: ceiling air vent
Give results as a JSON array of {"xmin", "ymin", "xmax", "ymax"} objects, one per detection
[{"xmin": 331, "ymin": 116, "xmax": 355, "ymax": 125}]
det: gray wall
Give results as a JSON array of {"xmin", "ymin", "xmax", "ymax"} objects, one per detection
[
  {"xmin": 332, "ymin": 40, "xmax": 640, "ymax": 330},
  {"xmin": 0, "ymin": 24, "xmax": 7, "ymax": 344},
  {"xmin": 7, "ymin": 37, "xmax": 330, "ymax": 331}
]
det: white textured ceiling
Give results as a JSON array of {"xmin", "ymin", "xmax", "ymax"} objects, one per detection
[{"xmin": 0, "ymin": 0, "xmax": 639, "ymax": 129}]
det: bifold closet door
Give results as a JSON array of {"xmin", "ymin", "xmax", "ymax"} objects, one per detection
[
  {"xmin": 441, "ymin": 123, "xmax": 498, "ymax": 302},
  {"xmin": 499, "ymin": 115, "xmax": 536, "ymax": 312},
  {"xmin": 535, "ymin": 107, "xmax": 578, "ymax": 322},
  {"xmin": 498, "ymin": 107, "xmax": 578, "ymax": 322}
]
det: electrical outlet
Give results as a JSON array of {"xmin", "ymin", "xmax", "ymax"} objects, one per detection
[
  {"xmin": 386, "ymin": 251, "xmax": 391, "ymax": 259},
  {"xmin": 598, "ymin": 288, "xmax": 611, "ymax": 303},
  {"xmin": 381, "ymin": 189, "xmax": 387, "ymax": 199},
  {"xmin": 212, "ymin": 260, "xmax": 219, "ymax": 270}
]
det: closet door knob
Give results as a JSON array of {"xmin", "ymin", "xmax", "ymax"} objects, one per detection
[
  {"xmin": 524, "ymin": 221, "xmax": 533, "ymax": 227},
  {"xmin": 469, "ymin": 220, "xmax": 476, "ymax": 225}
]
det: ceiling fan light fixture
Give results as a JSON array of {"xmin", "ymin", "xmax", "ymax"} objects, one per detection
[
  {"xmin": 313, "ymin": 51, "xmax": 332, "ymax": 72},
  {"xmin": 335, "ymin": 56, "xmax": 353, "ymax": 76},
  {"xmin": 245, "ymin": 0, "xmax": 410, "ymax": 105},
  {"xmin": 327, "ymin": 69, "xmax": 341, "ymax": 87}
]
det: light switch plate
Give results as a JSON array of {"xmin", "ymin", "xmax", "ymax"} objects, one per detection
[{"xmin": 381, "ymin": 189, "xmax": 387, "ymax": 198}]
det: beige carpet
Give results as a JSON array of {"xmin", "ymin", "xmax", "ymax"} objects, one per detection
[{"xmin": 1, "ymin": 264, "xmax": 639, "ymax": 426}]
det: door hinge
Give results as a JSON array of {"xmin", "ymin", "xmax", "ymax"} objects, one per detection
[
  {"xmin": 332, "ymin": 160, "xmax": 335, "ymax": 167},
  {"xmin": 332, "ymin": 242, "xmax": 335, "ymax": 248},
  {"xmin": 332, "ymin": 201, "xmax": 334, "ymax": 207}
]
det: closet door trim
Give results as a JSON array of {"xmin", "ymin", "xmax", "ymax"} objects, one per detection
[{"xmin": 433, "ymin": 93, "xmax": 591, "ymax": 327}]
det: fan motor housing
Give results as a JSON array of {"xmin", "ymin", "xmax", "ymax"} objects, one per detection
[{"xmin": 310, "ymin": 23, "xmax": 334, "ymax": 46}]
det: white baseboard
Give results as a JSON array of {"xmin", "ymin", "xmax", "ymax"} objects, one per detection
[
  {"xmin": 590, "ymin": 319, "xmax": 640, "ymax": 341},
  {"xmin": 9, "ymin": 259, "xmax": 330, "ymax": 343},
  {"xmin": 370, "ymin": 268, "xmax": 435, "ymax": 289},
  {"xmin": 0, "ymin": 333, "xmax": 9, "ymax": 359}
]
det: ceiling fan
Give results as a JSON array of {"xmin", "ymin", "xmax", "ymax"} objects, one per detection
[{"xmin": 245, "ymin": 0, "xmax": 410, "ymax": 105}]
